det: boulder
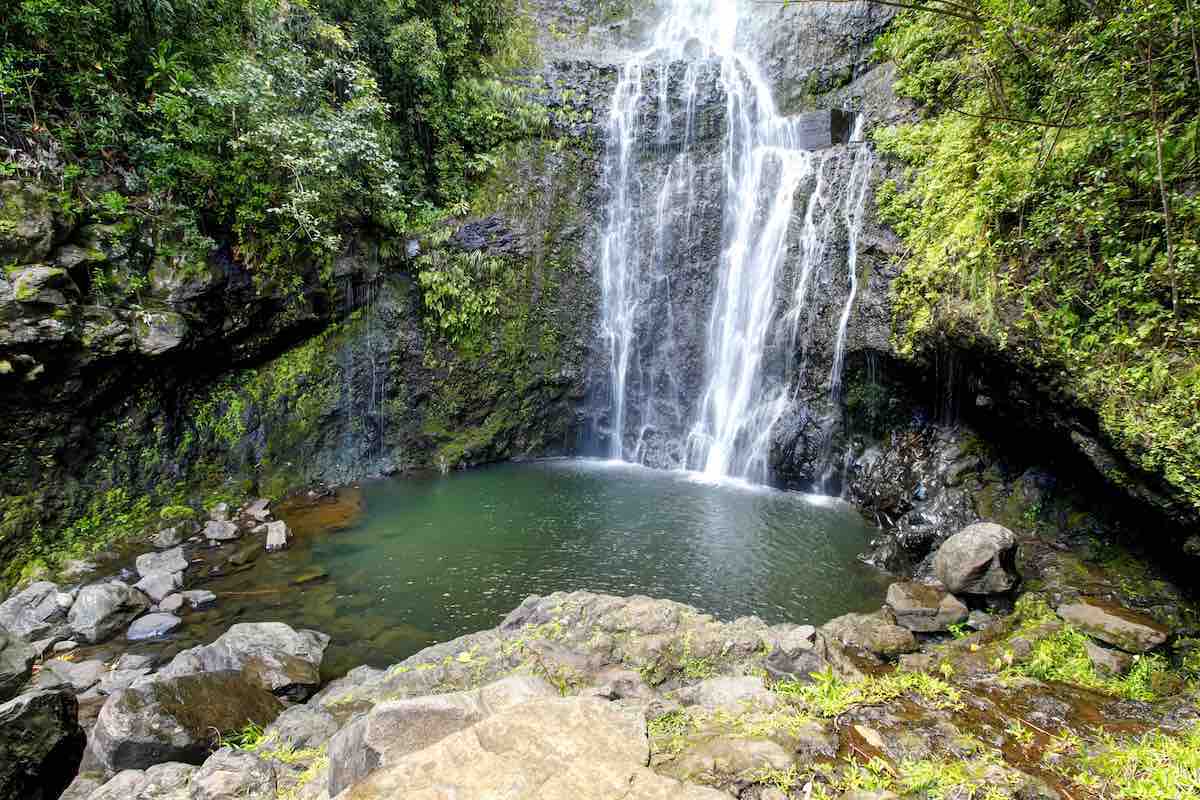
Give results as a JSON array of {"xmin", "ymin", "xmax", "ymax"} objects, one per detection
[
  {"xmin": 136, "ymin": 547, "xmax": 188, "ymax": 579},
  {"xmin": 932, "ymin": 523, "xmax": 1018, "ymax": 594},
  {"xmin": 188, "ymin": 747, "xmax": 276, "ymax": 800},
  {"xmin": 762, "ymin": 622, "xmax": 825, "ymax": 681},
  {"xmin": 203, "ymin": 520, "xmax": 239, "ymax": 542},
  {"xmin": 0, "ymin": 690, "xmax": 85, "ymax": 800},
  {"xmin": 265, "ymin": 705, "xmax": 340, "ymax": 750},
  {"xmin": 243, "ymin": 499, "xmax": 272, "ymax": 523},
  {"xmin": 114, "ymin": 653, "xmax": 156, "ymax": 671},
  {"xmin": 821, "ymin": 610, "xmax": 918, "ymax": 658},
  {"xmin": 134, "ymin": 572, "xmax": 182, "ymax": 603},
  {"xmin": 90, "ymin": 671, "xmax": 283, "ymax": 771},
  {"xmin": 10, "ymin": 266, "xmax": 78, "ymax": 306},
  {"xmin": 159, "ymin": 594, "xmax": 184, "ymax": 614},
  {"xmin": 0, "ymin": 181, "xmax": 57, "ymax": 263},
  {"xmin": 0, "ymin": 626, "xmax": 35, "ymax": 701},
  {"xmin": 127, "ymin": 613, "xmax": 182, "ymax": 641},
  {"xmin": 335, "ymin": 696, "xmax": 725, "ymax": 800},
  {"xmin": 40, "ymin": 658, "xmax": 107, "ymax": 693},
  {"xmin": 329, "ymin": 676, "xmax": 558, "ymax": 794},
  {"xmin": 52, "ymin": 640, "xmax": 78, "ymax": 654},
  {"xmin": 151, "ymin": 527, "xmax": 184, "ymax": 549},
  {"xmin": 264, "ymin": 521, "xmax": 290, "ymax": 552},
  {"xmin": 58, "ymin": 773, "xmax": 103, "ymax": 800},
  {"xmin": 209, "ymin": 503, "xmax": 230, "ymax": 522},
  {"xmin": 68, "ymin": 581, "xmax": 150, "ymax": 644},
  {"xmin": 885, "ymin": 582, "xmax": 968, "ymax": 633},
  {"xmin": 669, "ymin": 737, "xmax": 794, "ymax": 785},
  {"xmin": 157, "ymin": 622, "xmax": 330, "ymax": 699},
  {"xmin": 0, "ymin": 581, "xmax": 68, "ymax": 640},
  {"xmin": 96, "ymin": 668, "xmax": 152, "ymax": 697},
  {"xmin": 1084, "ymin": 640, "xmax": 1134, "ymax": 676},
  {"xmin": 1058, "ymin": 598, "xmax": 1169, "ymax": 653},
  {"xmin": 133, "ymin": 311, "xmax": 187, "ymax": 356},
  {"xmin": 87, "ymin": 762, "xmax": 195, "ymax": 800}
]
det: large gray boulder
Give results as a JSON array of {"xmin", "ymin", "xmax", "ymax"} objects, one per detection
[
  {"xmin": 1057, "ymin": 598, "xmax": 1169, "ymax": 653},
  {"xmin": 885, "ymin": 582, "xmax": 968, "ymax": 632},
  {"xmin": 67, "ymin": 581, "xmax": 150, "ymax": 644},
  {"xmin": 90, "ymin": 671, "xmax": 283, "ymax": 772},
  {"xmin": 0, "ymin": 690, "xmax": 85, "ymax": 800},
  {"xmin": 0, "ymin": 626, "xmax": 35, "ymax": 701},
  {"xmin": 39, "ymin": 658, "xmax": 107, "ymax": 693},
  {"xmin": 932, "ymin": 523, "xmax": 1018, "ymax": 595},
  {"xmin": 157, "ymin": 622, "xmax": 330, "ymax": 700},
  {"xmin": 188, "ymin": 747, "xmax": 276, "ymax": 800},
  {"xmin": 135, "ymin": 547, "xmax": 188, "ymax": 579},
  {"xmin": 0, "ymin": 581, "xmax": 69, "ymax": 640}
]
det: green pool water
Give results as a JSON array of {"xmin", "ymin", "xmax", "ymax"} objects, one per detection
[{"xmin": 169, "ymin": 459, "xmax": 891, "ymax": 676}]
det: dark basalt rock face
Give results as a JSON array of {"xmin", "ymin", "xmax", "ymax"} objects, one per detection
[{"xmin": 0, "ymin": 689, "xmax": 86, "ymax": 800}]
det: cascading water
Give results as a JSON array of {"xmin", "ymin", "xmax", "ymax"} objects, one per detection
[{"xmin": 598, "ymin": 0, "xmax": 875, "ymax": 486}]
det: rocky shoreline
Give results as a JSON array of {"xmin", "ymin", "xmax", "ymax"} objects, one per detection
[{"xmin": 0, "ymin": 504, "xmax": 1196, "ymax": 800}]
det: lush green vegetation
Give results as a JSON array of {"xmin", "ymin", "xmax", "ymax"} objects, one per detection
[
  {"xmin": 875, "ymin": 0, "xmax": 1200, "ymax": 512},
  {"xmin": 2, "ymin": 0, "xmax": 542, "ymax": 285}
]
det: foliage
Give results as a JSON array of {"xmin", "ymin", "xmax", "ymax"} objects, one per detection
[
  {"xmin": 774, "ymin": 667, "xmax": 962, "ymax": 717},
  {"xmin": 875, "ymin": 0, "xmax": 1200, "ymax": 512},
  {"xmin": 1072, "ymin": 723, "xmax": 1200, "ymax": 799},
  {"xmin": 1, "ymin": 0, "xmax": 545, "ymax": 286},
  {"xmin": 1010, "ymin": 625, "xmax": 1171, "ymax": 701}
]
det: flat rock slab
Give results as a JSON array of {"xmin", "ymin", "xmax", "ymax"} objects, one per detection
[
  {"xmin": 336, "ymin": 696, "xmax": 725, "ymax": 800},
  {"xmin": 41, "ymin": 658, "xmax": 107, "ymax": 692},
  {"xmin": 885, "ymin": 582, "xmax": 968, "ymax": 633},
  {"xmin": 1058, "ymin": 598, "xmax": 1168, "ymax": 653}
]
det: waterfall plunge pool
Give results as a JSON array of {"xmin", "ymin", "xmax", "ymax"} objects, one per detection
[{"xmin": 166, "ymin": 459, "xmax": 891, "ymax": 677}]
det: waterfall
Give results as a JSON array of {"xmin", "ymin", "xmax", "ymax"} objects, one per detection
[{"xmin": 598, "ymin": 0, "xmax": 874, "ymax": 486}]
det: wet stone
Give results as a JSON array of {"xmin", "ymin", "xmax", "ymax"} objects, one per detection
[
  {"xmin": 885, "ymin": 581, "xmax": 968, "ymax": 633},
  {"xmin": 126, "ymin": 613, "xmax": 182, "ymax": 641},
  {"xmin": 1058, "ymin": 598, "xmax": 1169, "ymax": 653}
]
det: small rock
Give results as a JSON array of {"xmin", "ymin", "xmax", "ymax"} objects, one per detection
[
  {"xmin": 932, "ymin": 522, "xmax": 1018, "ymax": 595},
  {"xmin": 52, "ymin": 640, "xmax": 78, "ymax": 654},
  {"xmin": 189, "ymin": 747, "xmax": 276, "ymax": 800},
  {"xmin": 67, "ymin": 581, "xmax": 149, "ymax": 644},
  {"xmin": 135, "ymin": 547, "xmax": 188, "ymax": 578},
  {"xmin": 209, "ymin": 502, "xmax": 230, "ymax": 522},
  {"xmin": 159, "ymin": 594, "xmax": 184, "ymax": 614},
  {"xmin": 967, "ymin": 610, "xmax": 994, "ymax": 630},
  {"xmin": 0, "ymin": 626, "xmax": 36, "ymax": 701},
  {"xmin": 1058, "ymin": 598, "xmax": 1169, "ymax": 653},
  {"xmin": 885, "ymin": 582, "xmax": 968, "ymax": 633},
  {"xmin": 152, "ymin": 527, "xmax": 183, "ymax": 549},
  {"xmin": 134, "ymin": 571, "xmax": 182, "ymax": 603},
  {"xmin": 670, "ymin": 736, "xmax": 794, "ymax": 784},
  {"xmin": 243, "ymin": 498, "xmax": 272, "ymax": 523},
  {"xmin": 203, "ymin": 520, "xmax": 239, "ymax": 542},
  {"xmin": 0, "ymin": 690, "xmax": 85, "ymax": 800},
  {"xmin": 180, "ymin": 590, "xmax": 216, "ymax": 609},
  {"xmin": 126, "ymin": 613, "xmax": 182, "ymax": 641},
  {"xmin": 264, "ymin": 520, "xmax": 291, "ymax": 552},
  {"xmin": 1084, "ymin": 640, "xmax": 1134, "ymax": 676}
]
